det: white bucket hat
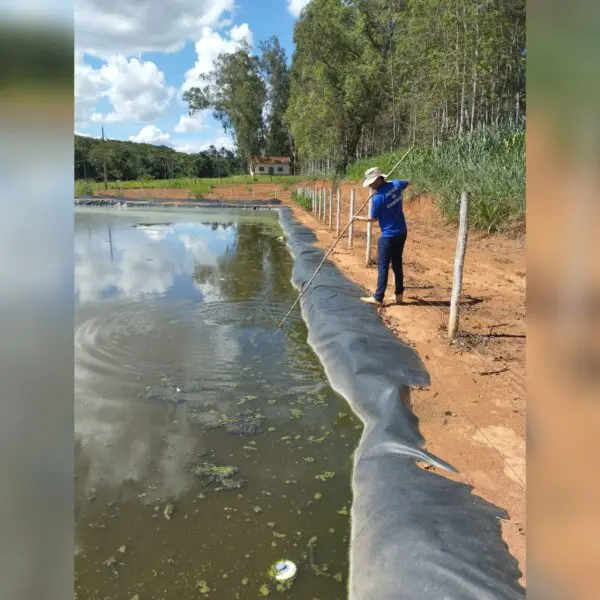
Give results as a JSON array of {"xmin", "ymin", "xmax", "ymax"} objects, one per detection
[{"xmin": 362, "ymin": 166, "xmax": 386, "ymax": 188}]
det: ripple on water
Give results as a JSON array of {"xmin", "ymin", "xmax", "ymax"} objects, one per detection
[{"xmin": 75, "ymin": 296, "xmax": 307, "ymax": 392}]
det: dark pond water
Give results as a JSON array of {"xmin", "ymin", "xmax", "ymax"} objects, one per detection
[{"xmin": 75, "ymin": 208, "xmax": 361, "ymax": 600}]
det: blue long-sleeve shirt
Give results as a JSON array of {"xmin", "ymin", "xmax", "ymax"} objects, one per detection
[{"xmin": 370, "ymin": 179, "xmax": 409, "ymax": 237}]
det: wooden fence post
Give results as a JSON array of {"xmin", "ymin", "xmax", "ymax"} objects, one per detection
[
  {"xmin": 365, "ymin": 196, "xmax": 373, "ymax": 266},
  {"xmin": 448, "ymin": 191, "xmax": 471, "ymax": 341},
  {"xmin": 319, "ymin": 188, "xmax": 325, "ymax": 221},
  {"xmin": 336, "ymin": 187, "xmax": 341, "ymax": 236},
  {"xmin": 319, "ymin": 188, "xmax": 323, "ymax": 222},
  {"xmin": 348, "ymin": 188, "xmax": 355, "ymax": 248},
  {"xmin": 328, "ymin": 188, "xmax": 333, "ymax": 230},
  {"xmin": 316, "ymin": 188, "xmax": 320, "ymax": 219}
]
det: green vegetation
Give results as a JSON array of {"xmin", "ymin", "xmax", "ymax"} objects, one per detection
[
  {"xmin": 74, "ymin": 174, "xmax": 311, "ymax": 198},
  {"xmin": 75, "ymin": 134, "xmax": 242, "ymax": 182},
  {"xmin": 184, "ymin": 38, "xmax": 293, "ymax": 166},
  {"xmin": 291, "ymin": 190, "xmax": 312, "ymax": 211},
  {"xmin": 347, "ymin": 128, "xmax": 525, "ymax": 233},
  {"xmin": 286, "ymin": 0, "xmax": 525, "ymax": 174},
  {"xmin": 74, "ymin": 180, "xmax": 95, "ymax": 197},
  {"xmin": 184, "ymin": 43, "xmax": 266, "ymax": 166}
]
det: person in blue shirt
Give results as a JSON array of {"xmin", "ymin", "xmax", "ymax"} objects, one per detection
[{"xmin": 354, "ymin": 166, "xmax": 409, "ymax": 306}]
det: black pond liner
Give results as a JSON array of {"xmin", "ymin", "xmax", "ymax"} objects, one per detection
[{"xmin": 278, "ymin": 207, "xmax": 525, "ymax": 600}]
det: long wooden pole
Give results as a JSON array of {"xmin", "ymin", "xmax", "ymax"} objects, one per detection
[
  {"xmin": 278, "ymin": 146, "xmax": 414, "ymax": 328},
  {"xmin": 448, "ymin": 191, "xmax": 470, "ymax": 340}
]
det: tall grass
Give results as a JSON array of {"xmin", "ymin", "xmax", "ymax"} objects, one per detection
[
  {"xmin": 74, "ymin": 180, "xmax": 95, "ymax": 197},
  {"xmin": 191, "ymin": 182, "xmax": 213, "ymax": 199},
  {"xmin": 346, "ymin": 127, "xmax": 525, "ymax": 233},
  {"xmin": 291, "ymin": 190, "xmax": 312, "ymax": 211}
]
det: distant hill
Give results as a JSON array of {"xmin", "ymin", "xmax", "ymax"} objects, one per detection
[{"xmin": 74, "ymin": 134, "xmax": 242, "ymax": 181}]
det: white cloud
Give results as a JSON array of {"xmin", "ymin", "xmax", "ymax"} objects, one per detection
[
  {"xmin": 76, "ymin": 0, "xmax": 235, "ymax": 57},
  {"xmin": 230, "ymin": 23, "xmax": 253, "ymax": 43},
  {"xmin": 75, "ymin": 52, "xmax": 105, "ymax": 124},
  {"xmin": 288, "ymin": 0, "xmax": 311, "ymax": 18},
  {"xmin": 181, "ymin": 24, "xmax": 253, "ymax": 92},
  {"xmin": 174, "ymin": 111, "xmax": 208, "ymax": 134},
  {"xmin": 94, "ymin": 56, "xmax": 174, "ymax": 124},
  {"xmin": 172, "ymin": 134, "xmax": 234, "ymax": 154},
  {"xmin": 129, "ymin": 125, "xmax": 171, "ymax": 145},
  {"xmin": 76, "ymin": 54, "xmax": 174, "ymax": 125},
  {"xmin": 209, "ymin": 134, "xmax": 235, "ymax": 150},
  {"xmin": 75, "ymin": 130, "xmax": 100, "ymax": 138},
  {"xmin": 171, "ymin": 142, "xmax": 206, "ymax": 154}
]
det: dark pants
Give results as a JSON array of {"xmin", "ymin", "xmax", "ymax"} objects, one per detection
[{"xmin": 374, "ymin": 233, "xmax": 407, "ymax": 302}]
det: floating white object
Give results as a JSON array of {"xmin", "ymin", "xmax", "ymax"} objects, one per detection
[{"xmin": 272, "ymin": 560, "xmax": 297, "ymax": 581}]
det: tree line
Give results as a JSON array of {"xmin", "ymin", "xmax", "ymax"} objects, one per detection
[
  {"xmin": 74, "ymin": 135, "xmax": 243, "ymax": 182},
  {"xmin": 185, "ymin": 0, "xmax": 524, "ymax": 175}
]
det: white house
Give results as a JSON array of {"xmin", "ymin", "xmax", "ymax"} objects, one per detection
[{"xmin": 249, "ymin": 156, "xmax": 292, "ymax": 176}]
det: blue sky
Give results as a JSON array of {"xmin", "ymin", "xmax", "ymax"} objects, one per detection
[{"xmin": 75, "ymin": 0, "xmax": 308, "ymax": 153}]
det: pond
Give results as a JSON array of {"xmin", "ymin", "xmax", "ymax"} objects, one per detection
[{"xmin": 75, "ymin": 208, "xmax": 361, "ymax": 600}]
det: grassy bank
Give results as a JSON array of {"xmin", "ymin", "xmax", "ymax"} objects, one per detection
[
  {"xmin": 346, "ymin": 127, "xmax": 525, "ymax": 234},
  {"xmin": 75, "ymin": 174, "xmax": 314, "ymax": 199},
  {"xmin": 75, "ymin": 179, "xmax": 214, "ymax": 199}
]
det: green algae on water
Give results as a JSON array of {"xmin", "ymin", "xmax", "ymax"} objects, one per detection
[
  {"xmin": 259, "ymin": 583, "xmax": 270, "ymax": 596},
  {"xmin": 191, "ymin": 462, "xmax": 245, "ymax": 491},
  {"xmin": 163, "ymin": 503, "xmax": 174, "ymax": 520}
]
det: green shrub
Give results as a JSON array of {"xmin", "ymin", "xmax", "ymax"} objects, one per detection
[
  {"xmin": 292, "ymin": 190, "xmax": 312, "ymax": 211},
  {"xmin": 75, "ymin": 180, "xmax": 94, "ymax": 197},
  {"xmin": 191, "ymin": 183, "xmax": 212, "ymax": 199}
]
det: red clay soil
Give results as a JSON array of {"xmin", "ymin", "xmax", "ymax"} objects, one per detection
[{"xmin": 94, "ymin": 183, "xmax": 293, "ymax": 203}]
